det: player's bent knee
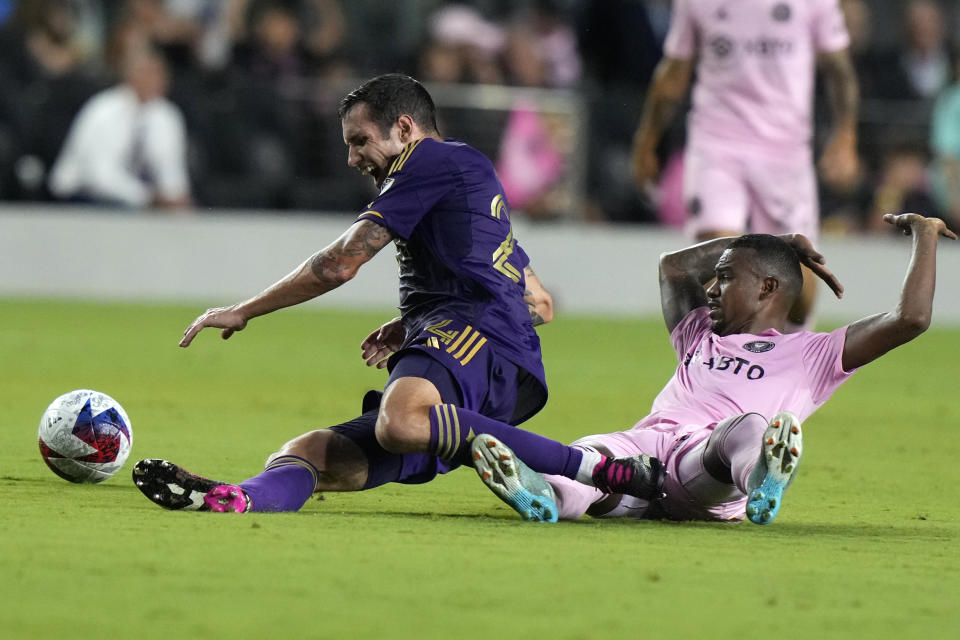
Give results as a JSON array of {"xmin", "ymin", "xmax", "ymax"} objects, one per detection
[
  {"xmin": 703, "ymin": 412, "xmax": 768, "ymax": 482},
  {"xmin": 374, "ymin": 409, "xmax": 427, "ymax": 454}
]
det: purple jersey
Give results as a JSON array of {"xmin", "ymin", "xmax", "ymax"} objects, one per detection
[{"xmin": 357, "ymin": 137, "xmax": 546, "ymax": 404}]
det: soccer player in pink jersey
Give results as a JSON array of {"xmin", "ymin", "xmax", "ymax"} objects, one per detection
[
  {"xmin": 472, "ymin": 213, "xmax": 955, "ymax": 524},
  {"xmin": 632, "ymin": 0, "xmax": 860, "ymax": 331}
]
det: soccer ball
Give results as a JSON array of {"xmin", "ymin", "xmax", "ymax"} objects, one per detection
[{"xmin": 37, "ymin": 389, "xmax": 133, "ymax": 483}]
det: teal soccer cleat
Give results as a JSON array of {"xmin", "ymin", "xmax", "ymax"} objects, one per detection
[
  {"xmin": 746, "ymin": 411, "xmax": 803, "ymax": 525},
  {"xmin": 471, "ymin": 434, "xmax": 558, "ymax": 523}
]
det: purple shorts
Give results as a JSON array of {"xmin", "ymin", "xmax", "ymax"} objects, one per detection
[{"xmin": 330, "ymin": 340, "xmax": 545, "ymax": 489}]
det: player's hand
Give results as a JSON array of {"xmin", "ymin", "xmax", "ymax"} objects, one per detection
[
  {"xmin": 631, "ymin": 143, "xmax": 660, "ymax": 188},
  {"xmin": 818, "ymin": 132, "xmax": 860, "ymax": 191},
  {"xmin": 883, "ymin": 213, "xmax": 958, "ymax": 240},
  {"xmin": 360, "ymin": 316, "xmax": 405, "ymax": 369},
  {"xmin": 780, "ymin": 233, "xmax": 844, "ymax": 299},
  {"xmin": 179, "ymin": 306, "xmax": 247, "ymax": 347}
]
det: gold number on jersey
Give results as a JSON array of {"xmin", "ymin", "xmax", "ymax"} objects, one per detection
[{"xmin": 490, "ymin": 195, "xmax": 521, "ymax": 283}]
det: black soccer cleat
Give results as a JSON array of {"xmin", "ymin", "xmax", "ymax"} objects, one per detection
[
  {"xmin": 132, "ymin": 458, "xmax": 223, "ymax": 511},
  {"xmin": 590, "ymin": 453, "xmax": 666, "ymax": 500}
]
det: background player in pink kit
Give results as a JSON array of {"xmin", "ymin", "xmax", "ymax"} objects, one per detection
[
  {"xmin": 472, "ymin": 213, "xmax": 955, "ymax": 524},
  {"xmin": 632, "ymin": 0, "xmax": 860, "ymax": 330}
]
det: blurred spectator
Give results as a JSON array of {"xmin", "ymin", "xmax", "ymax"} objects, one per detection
[
  {"xmin": 234, "ymin": 2, "xmax": 312, "ymax": 88},
  {"xmin": 869, "ymin": 0, "xmax": 953, "ymax": 100},
  {"xmin": 0, "ymin": 0, "xmax": 101, "ymax": 199},
  {"xmin": 237, "ymin": 0, "xmax": 346, "ymax": 75},
  {"xmin": 503, "ymin": 1, "xmax": 580, "ymax": 89},
  {"xmin": 866, "ymin": 145, "xmax": 935, "ymax": 232},
  {"xmin": 495, "ymin": 102, "xmax": 566, "ymax": 219},
  {"xmin": 161, "ymin": 0, "xmax": 246, "ymax": 71},
  {"xmin": 107, "ymin": 0, "xmax": 202, "ymax": 73},
  {"xmin": 929, "ymin": 53, "xmax": 960, "ymax": 228},
  {"xmin": 574, "ymin": 0, "xmax": 663, "ymax": 222},
  {"xmin": 841, "ymin": 0, "xmax": 879, "ymax": 98},
  {"xmin": 419, "ymin": 4, "xmax": 505, "ymax": 84},
  {"xmin": 48, "ymin": 47, "xmax": 191, "ymax": 209}
]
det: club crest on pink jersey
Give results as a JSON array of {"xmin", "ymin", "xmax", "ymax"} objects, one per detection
[{"xmin": 743, "ymin": 340, "xmax": 776, "ymax": 353}]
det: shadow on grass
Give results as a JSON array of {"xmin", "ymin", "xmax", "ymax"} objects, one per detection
[
  {"xmin": 295, "ymin": 508, "xmax": 955, "ymax": 539},
  {"xmin": 2, "ymin": 475, "xmax": 133, "ymax": 491}
]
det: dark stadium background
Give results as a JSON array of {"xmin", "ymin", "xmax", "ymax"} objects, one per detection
[{"xmin": 0, "ymin": 0, "xmax": 955, "ymax": 230}]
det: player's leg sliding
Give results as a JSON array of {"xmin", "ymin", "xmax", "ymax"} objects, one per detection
[
  {"xmin": 470, "ymin": 434, "xmax": 558, "ymax": 522},
  {"xmin": 133, "ymin": 454, "xmax": 320, "ymax": 513},
  {"xmin": 430, "ymin": 403, "xmax": 666, "ymax": 500},
  {"xmin": 745, "ymin": 411, "xmax": 803, "ymax": 525}
]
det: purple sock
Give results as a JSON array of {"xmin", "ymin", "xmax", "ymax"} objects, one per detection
[
  {"xmin": 239, "ymin": 455, "xmax": 318, "ymax": 512},
  {"xmin": 428, "ymin": 404, "xmax": 582, "ymax": 478}
]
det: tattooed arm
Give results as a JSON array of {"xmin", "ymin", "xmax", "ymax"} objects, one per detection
[
  {"xmin": 523, "ymin": 265, "xmax": 554, "ymax": 327},
  {"xmin": 180, "ymin": 220, "xmax": 394, "ymax": 346}
]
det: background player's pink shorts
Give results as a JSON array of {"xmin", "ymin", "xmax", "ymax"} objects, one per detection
[{"xmin": 682, "ymin": 139, "xmax": 819, "ymax": 242}]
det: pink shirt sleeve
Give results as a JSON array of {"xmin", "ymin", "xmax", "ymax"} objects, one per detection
[
  {"xmin": 663, "ymin": 0, "xmax": 697, "ymax": 59},
  {"xmin": 801, "ymin": 326, "xmax": 856, "ymax": 404},
  {"xmin": 812, "ymin": 0, "xmax": 850, "ymax": 53},
  {"xmin": 669, "ymin": 306, "xmax": 711, "ymax": 361}
]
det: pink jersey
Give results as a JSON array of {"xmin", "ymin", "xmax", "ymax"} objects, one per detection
[
  {"xmin": 665, "ymin": 0, "xmax": 849, "ymax": 151},
  {"xmin": 634, "ymin": 307, "xmax": 855, "ymax": 433}
]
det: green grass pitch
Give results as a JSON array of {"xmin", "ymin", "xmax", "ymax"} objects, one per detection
[{"xmin": 2, "ymin": 299, "xmax": 958, "ymax": 639}]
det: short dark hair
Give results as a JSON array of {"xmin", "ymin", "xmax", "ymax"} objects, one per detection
[
  {"xmin": 338, "ymin": 74, "xmax": 439, "ymax": 138},
  {"xmin": 727, "ymin": 234, "xmax": 804, "ymax": 301}
]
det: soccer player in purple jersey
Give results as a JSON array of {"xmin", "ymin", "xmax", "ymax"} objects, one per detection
[
  {"xmin": 132, "ymin": 74, "xmax": 663, "ymax": 517},
  {"xmin": 473, "ymin": 213, "xmax": 955, "ymax": 524}
]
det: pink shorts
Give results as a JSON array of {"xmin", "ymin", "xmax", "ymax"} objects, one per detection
[
  {"xmin": 545, "ymin": 425, "xmax": 747, "ymax": 522},
  {"xmin": 682, "ymin": 140, "xmax": 819, "ymax": 242}
]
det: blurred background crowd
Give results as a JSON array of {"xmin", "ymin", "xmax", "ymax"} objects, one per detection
[{"xmin": 0, "ymin": 0, "xmax": 958, "ymax": 233}]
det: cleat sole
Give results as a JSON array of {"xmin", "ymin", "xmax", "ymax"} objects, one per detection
[
  {"xmin": 746, "ymin": 412, "xmax": 803, "ymax": 525},
  {"xmin": 470, "ymin": 435, "xmax": 557, "ymax": 523},
  {"xmin": 132, "ymin": 458, "xmax": 223, "ymax": 511}
]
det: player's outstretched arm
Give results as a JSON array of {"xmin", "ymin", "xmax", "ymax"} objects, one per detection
[
  {"xmin": 841, "ymin": 214, "xmax": 957, "ymax": 370},
  {"xmin": 523, "ymin": 265, "xmax": 554, "ymax": 327},
  {"xmin": 659, "ymin": 236, "xmax": 738, "ymax": 332},
  {"xmin": 180, "ymin": 220, "xmax": 394, "ymax": 347},
  {"xmin": 631, "ymin": 56, "xmax": 694, "ymax": 187}
]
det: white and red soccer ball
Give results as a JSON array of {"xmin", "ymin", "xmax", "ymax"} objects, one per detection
[{"xmin": 38, "ymin": 389, "xmax": 133, "ymax": 483}]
